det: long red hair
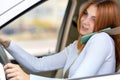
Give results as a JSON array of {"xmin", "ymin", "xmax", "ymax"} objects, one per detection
[{"xmin": 77, "ymin": 0, "xmax": 120, "ymax": 71}]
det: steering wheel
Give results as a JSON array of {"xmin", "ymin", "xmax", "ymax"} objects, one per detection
[
  {"xmin": 0, "ymin": 45, "xmax": 10, "ymax": 65},
  {"xmin": 0, "ymin": 45, "xmax": 10, "ymax": 80}
]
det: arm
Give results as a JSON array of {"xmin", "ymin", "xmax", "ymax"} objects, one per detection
[
  {"xmin": 5, "ymin": 41, "xmax": 70, "ymax": 73},
  {"xmin": 70, "ymin": 33, "xmax": 115, "ymax": 79}
]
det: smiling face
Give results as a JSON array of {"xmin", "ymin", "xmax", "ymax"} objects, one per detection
[{"xmin": 80, "ymin": 5, "xmax": 97, "ymax": 35}]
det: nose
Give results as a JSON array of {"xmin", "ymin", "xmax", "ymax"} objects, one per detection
[{"xmin": 83, "ymin": 17, "xmax": 90, "ymax": 25}]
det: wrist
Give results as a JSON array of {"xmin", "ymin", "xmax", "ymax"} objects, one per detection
[{"xmin": 26, "ymin": 74, "xmax": 30, "ymax": 80}]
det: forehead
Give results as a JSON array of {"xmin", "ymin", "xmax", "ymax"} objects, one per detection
[{"xmin": 87, "ymin": 5, "xmax": 97, "ymax": 17}]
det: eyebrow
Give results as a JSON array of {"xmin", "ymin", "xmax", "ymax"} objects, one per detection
[
  {"xmin": 86, "ymin": 8, "xmax": 96, "ymax": 19},
  {"xmin": 86, "ymin": 10, "xmax": 96, "ymax": 19}
]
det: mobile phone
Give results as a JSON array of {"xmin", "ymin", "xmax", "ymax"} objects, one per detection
[{"xmin": 81, "ymin": 27, "xmax": 111, "ymax": 44}]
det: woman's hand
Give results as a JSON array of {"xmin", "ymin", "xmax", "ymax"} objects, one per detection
[
  {"xmin": 4, "ymin": 63, "xmax": 30, "ymax": 80},
  {"xmin": 0, "ymin": 35, "xmax": 11, "ymax": 48}
]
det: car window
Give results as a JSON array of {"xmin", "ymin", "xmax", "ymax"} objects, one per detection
[
  {"xmin": 1, "ymin": 0, "xmax": 68, "ymax": 59},
  {"xmin": 0, "ymin": 0, "xmax": 45, "ymax": 28}
]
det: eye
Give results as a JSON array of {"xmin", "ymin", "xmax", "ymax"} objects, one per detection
[
  {"xmin": 91, "ymin": 17, "xmax": 96, "ymax": 22},
  {"xmin": 83, "ymin": 10, "xmax": 88, "ymax": 16}
]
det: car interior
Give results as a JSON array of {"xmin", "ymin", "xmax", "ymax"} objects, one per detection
[{"xmin": 0, "ymin": 0, "xmax": 120, "ymax": 79}]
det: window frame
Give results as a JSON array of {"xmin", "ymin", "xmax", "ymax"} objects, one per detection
[{"xmin": 0, "ymin": 0, "xmax": 47, "ymax": 29}]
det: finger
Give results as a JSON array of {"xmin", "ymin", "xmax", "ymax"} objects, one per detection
[
  {"xmin": 4, "ymin": 63, "xmax": 13, "ymax": 70},
  {"xmin": 6, "ymin": 72, "xmax": 18, "ymax": 79},
  {"xmin": 5, "ymin": 68, "xmax": 17, "ymax": 74},
  {"xmin": 4, "ymin": 63, "xmax": 18, "ymax": 70},
  {"xmin": 9, "ymin": 76, "xmax": 20, "ymax": 80}
]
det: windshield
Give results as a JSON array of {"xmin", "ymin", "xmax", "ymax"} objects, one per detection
[{"xmin": 1, "ymin": 0, "xmax": 68, "ymax": 59}]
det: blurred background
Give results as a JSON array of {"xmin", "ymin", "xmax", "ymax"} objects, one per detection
[{"xmin": 1, "ymin": 0, "xmax": 68, "ymax": 59}]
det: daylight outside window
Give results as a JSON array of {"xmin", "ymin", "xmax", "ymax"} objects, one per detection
[{"xmin": 1, "ymin": 0, "xmax": 68, "ymax": 59}]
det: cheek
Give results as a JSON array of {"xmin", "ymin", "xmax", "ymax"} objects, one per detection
[
  {"xmin": 81, "ymin": 16, "xmax": 84, "ymax": 22},
  {"xmin": 89, "ymin": 24, "xmax": 94, "ymax": 32}
]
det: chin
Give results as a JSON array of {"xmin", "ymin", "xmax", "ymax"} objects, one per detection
[
  {"xmin": 80, "ymin": 31, "xmax": 93, "ymax": 36},
  {"xmin": 80, "ymin": 31, "xmax": 87, "ymax": 36}
]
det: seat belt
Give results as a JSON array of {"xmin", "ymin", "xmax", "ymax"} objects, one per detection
[
  {"xmin": 63, "ymin": 59, "xmax": 76, "ymax": 78},
  {"xmin": 104, "ymin": 26, "xmax": 120, "ymax": 35},
  {"xmin": 81, "ymin": 26, "xmax": 120, "ymax": 44}
]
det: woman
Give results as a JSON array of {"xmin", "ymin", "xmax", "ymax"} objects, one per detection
[{"xmin": 1, "ymin": 0, "xmax": 120, "ymax": 80}]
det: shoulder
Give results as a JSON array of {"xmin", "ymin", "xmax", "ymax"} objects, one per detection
[
  {"xmin": 91, "ymin": 32, "xmax": 112, "ymax": 40},
  {"xmin": 88, "ymin": 32, "xmax": 114, "ymax": 44},
  {"xmin": 85, "ymin": 32, "xmax": 115, "ymax": 52},
  {"xmin": 84, "ymin": 32, "xmax": 115, "ymax": 58}
]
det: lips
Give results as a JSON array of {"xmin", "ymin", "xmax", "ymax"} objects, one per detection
[{"xmin": 81, "ymin": 25, "xmax": 89, "ymax": 31}]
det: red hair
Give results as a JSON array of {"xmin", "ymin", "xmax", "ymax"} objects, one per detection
[{"xmin": 77, "ymin": 0, "xmax": 120, "ymax": 71}]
